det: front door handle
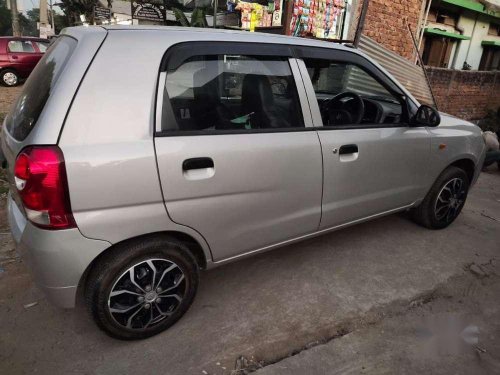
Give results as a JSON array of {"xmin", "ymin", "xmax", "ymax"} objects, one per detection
[
  {"xmin": 182, "ymin": 157, "xmax": 214, "ymax": 171},
  {"xmin": 338, "ymin": 144, "xmax": 358, "ymax": 155}
]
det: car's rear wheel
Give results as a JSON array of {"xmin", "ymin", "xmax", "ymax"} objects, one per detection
[
  {"xmin": 85, "ymin": 235, "xmax": 199, "ymax": 340},
  {"xmin": 1, "ymin": 69, "xmax": 19, "ymax": 87},
  {"xmin": 412, "ymin": 166, "xmax": 469, "ymax": 229}
]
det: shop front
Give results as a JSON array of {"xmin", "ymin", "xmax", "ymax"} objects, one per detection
[
  {"xmin": 139, "ymin": 0, "xmax": 360, "ymax": 41},
  {"xmin": 228, "ymin": 0, "xmax": 355, "ymax": 40}
]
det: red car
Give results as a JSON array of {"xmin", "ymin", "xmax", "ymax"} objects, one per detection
[{"xmin": 0, "ymin": 36, "xmax": 49, "ymax": 87}]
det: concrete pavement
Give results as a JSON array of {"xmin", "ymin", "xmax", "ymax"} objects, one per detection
[
  {"xmin": 0, "ymin": 171, "xmax": 499, "ymax": 374},
  {"xmin": 255, "ymin": 264, "xmax": 500, "ymax": 375}
]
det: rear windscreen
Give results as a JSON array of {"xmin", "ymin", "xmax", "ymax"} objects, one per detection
[{"xmin": 5, "ymin": 36, "xmax": 77, "ymax": 141}]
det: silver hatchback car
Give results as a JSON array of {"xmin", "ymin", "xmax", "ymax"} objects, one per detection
[{"xmin": 1, "ymin": 26, "xmax": 486, "ymax": 339}]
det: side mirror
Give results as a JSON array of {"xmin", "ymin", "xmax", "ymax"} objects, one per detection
[{"xmin": 412, "ymin": 105, "xmax": 441, "ymax": 127}]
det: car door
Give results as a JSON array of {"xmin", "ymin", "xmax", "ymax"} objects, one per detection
[
  {"xmin": 296, "ymin": 48, "xmax": 431, "ymax": 229},
  {"xmin": 154, "ymin": 42, "xmax": 323, "ymax": 261},
  {"xmin": 7, "ymin": 39, "xmax": 39, "ymax": 77}
]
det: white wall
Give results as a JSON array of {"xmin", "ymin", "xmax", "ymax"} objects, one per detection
[{"xmin": 452, "ymin": 10, "xmax": 500, "ymax": 70}]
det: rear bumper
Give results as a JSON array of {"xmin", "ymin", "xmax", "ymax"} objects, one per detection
[{"xmin": 8, "ymin": 194, "xmax": 111, "ymax": 308}]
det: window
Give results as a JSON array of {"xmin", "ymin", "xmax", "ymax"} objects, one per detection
[
  {"xmin": 428, "ymin": 7, "xmax": 458, "ymax": 28},
  {"xmin": 422, "ymin": 36, "xmax": 455, "ymax": 68},
  {"xmin": 488, "ymin": 23, "xmax": 500, "ymax": 37},
  {"xmin": 35, "ymin": 41, "xmax": 49, "ymax": 53},
  {"xmin": 6, "ymin": 36, "xmax": 77, "ymax": 141},
  {"xmin": 162, "ymin": 54, "xmax": 303, "ymax": 132},
  {"xmin": 304, "ymin": 59, "xmax": 403, "ymax": 126},
  {"xmin": 479, "ymin": 46, "xmax": 500, "ymax": 71},
  {"xmin": 8, "ymin": 40, "xmax": 35, "ymax": 53}
]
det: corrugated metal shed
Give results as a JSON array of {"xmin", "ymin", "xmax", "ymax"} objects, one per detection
[{"xmin": 358, "ymin": 35, "xmax": 435, "ymax": 106}]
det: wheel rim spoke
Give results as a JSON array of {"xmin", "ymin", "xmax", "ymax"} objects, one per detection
[
  {"xmin": 110, "ymin": 289, "xmax": 141, "ymax": 297},
  {"xmin": 129, "ymin": 268, "xmax": 145, "ymax": 293},
  {"xmin": 145, "ymin": 260, "xmax": 157, "ymax": 288},
  {"xmin": 435, "ymin": 204, "xmax": 450, "ymax": 219},
  {"xmin": 126, "ymin": 305, "xmax": 145, "ymax": 329},
  {"xmin": 144, "ymin": 306, "xmax": 155, "ymax": 328},
  {"xmin": 155, "ymin": 264, "xmax": 177, "ymax": 289},
  {"xmin": 159, "ymin": 274, "xmax": 185, "ymax": 294},
  {"xmin": 110, "ymin": 301, "xmax": 143, "ymax": 314},
  {"xmin": 156, "ymin": 302, "xmax": 174, "ymax": 317},
  {"xmin": 160, "ymin": 293, "xmax": 182, "ymax": 302}
]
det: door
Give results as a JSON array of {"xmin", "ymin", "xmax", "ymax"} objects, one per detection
[
  {"xmin": 297, "ymin": 53, "xmax": 431, "ymax": 229},
  {"xmin": 7, "ymin": 40, "xmax": 40, "ymax": 77},
  {"xmin": 154, "ymin": 45, "xmax": 323, "ymax": 261}
]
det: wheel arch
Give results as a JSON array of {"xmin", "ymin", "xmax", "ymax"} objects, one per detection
[
  {"xmin": 417, "ymin": 156, "xmax": 477, "ymax": 210},
  {"xmin": 0, "ymin": 66, "xmax": 19, "ymax": 74},
  {"xmin": 76, "ymin": 231, "xmax": 209, "ymax": 306},
  {"xmin": 449, "ymin": 158, "xmax": 476, "ymax": 184}
]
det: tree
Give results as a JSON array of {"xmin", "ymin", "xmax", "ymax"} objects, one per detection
[
  {"xmin": 26, "ymin": 8, "xmax": 68, "ymax": 35},
  {"xmin": 58, "ymin": 0, "xmax": 111, "ymax": 25},
  {"xmin": 53, "ymin": 12, "xmax": 70, "ymax": 32},
  {"xmin": 0, "ymin": 0, "xmax": 11, "ymax": 35},
  {"xmin": 0, "ymin": 0, "xmax": 37, "ymax": 36},
  {"xmin": 170, "ymin": 0, "xmax": 212, "ymax": 27},
  {"xmin": 9, "ymin": 0, "xmax": 20, "ymax": 36}
]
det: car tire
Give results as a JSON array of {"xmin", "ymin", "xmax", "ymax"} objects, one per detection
[
  {"xmin": 1, "ymin": 69, "xmax": 20, "ymax": 87},
  {"xmin": 85, "ymin": 235, "xmax": 199, "ymax": 340},
  {"xmin": 412, "ymin": 166, "xmax": 470, "ymax": 230}
]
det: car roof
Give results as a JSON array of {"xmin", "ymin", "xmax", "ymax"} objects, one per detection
[{"xmin": 100, "ymin": 25, "xmax": 355, "ymax": 53}]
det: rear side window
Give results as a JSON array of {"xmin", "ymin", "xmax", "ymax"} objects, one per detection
[
  {"xmin": 5, "ymin": 36, "xmax": 77, "ymax": 141},
  {"xmin": 8, "ymin": 40, "xmax": 35, "ymax": 53},
  {"xmin": 162, "ymin": 54, "xmax": 304, "ymax": 132}
]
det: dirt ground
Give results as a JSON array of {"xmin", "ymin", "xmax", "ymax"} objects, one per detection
[
  {"xmin": 0, "ymin": 85, "xmax": 22, "ymax": 122},
  {"xmin": 0, "ymin": 85, "xmax": 499, "ymax": 375}
]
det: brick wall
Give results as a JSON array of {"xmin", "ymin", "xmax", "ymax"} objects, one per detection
[
  {"xmin": 426, "ymin": 67, "xmax": 500, "ymax": 121},
  {"xmin": 362, "ymin": 0, "xmax": 424, "ymax": 60}
]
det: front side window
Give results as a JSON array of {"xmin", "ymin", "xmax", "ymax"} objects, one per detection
[
  {"xmin": 304, "ymin": 59, "xmax": 403, "ymax": 126},
  {"xmin": 162, "ymin": 54, "xmax": 304, "ymax": 132},
  {"xmin": 8, "ymin": 40, "xmax": 35, "ymax": 53},
  {"xmin": 35, "ymin": 41, "xmax": 49, "ymax": 53}
]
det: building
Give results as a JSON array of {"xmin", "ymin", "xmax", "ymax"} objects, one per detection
[{"xmin": 421, "ymin": 0, "xmax": 500, "ymax": 70}]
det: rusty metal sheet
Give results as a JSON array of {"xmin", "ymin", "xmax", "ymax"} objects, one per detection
[{"xmin": 358, "ymin": 35, "xmax": 434, "ymax": 106}]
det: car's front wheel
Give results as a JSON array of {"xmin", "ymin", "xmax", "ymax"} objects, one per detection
[
  {"xmin": 1, "ymin": 69, "xmax": 19, "ymax": 87},
  {"xmin": 85, "ymin": 235, "xmax": 199, "ymax": 340},
  {"xmin": 412, "ymin": 166, "xmax": 470, "ymax": 229}
]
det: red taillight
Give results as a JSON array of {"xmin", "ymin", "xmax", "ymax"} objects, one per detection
[{"xmin": 14, "ymin": 146, "xmax": 76, "ymax": 230}]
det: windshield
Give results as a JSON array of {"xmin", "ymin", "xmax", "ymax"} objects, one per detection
[{"xmin": 5, "ymin": 36, "xmax": 77, "ymax": 141}]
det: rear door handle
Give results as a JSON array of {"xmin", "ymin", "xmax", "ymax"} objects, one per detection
[
  {"xmin": 182, "ymin": 157, "xmax": 214, "ymax": 171},
  {"xmin": 338, "ymin": 144, "xmax": 358, "ymax": 155}
]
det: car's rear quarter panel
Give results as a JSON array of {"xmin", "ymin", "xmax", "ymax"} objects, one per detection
[{"xmin": 59, "ymin": 30, "xmax": 213, "ymax": 262}]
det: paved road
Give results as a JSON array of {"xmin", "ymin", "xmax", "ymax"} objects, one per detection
[{"xmin": 0, "ymin": 171, "xmax": 499, "ymax": 375}]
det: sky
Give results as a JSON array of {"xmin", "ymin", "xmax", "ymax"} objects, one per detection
[{"xmin": 16, "ymin": 0, "xmax": 62, "ymax": 14}]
